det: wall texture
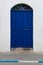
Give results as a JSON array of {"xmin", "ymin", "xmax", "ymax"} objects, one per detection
[{"xmin": 0, "ymin": 0, "xmax": 43, "ymax": 52}]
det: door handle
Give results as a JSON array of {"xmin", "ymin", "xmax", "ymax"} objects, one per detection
[
  {"xmin": 24, "ymin": 29, "xmax": 32, "ymax": 30},
  {"xmin": 24, "ymin": 29, "xmax": 29, "ymax": 30}
]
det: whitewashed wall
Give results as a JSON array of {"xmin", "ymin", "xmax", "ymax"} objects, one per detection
[{"xmin": 0, "ymin": 0, "xmax": 43, "ymax": 52}]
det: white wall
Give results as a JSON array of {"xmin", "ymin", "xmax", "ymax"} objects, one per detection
[{"xmin": 0, "ymin": 0, "xmax": 43, "ymax": 52}]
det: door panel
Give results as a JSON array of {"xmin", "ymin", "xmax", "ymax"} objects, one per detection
[
  {"xmin": 11, "ymin": 11, "xmax": 24, "ymax": 48},
  {"xmin": 23, "ymin": 30, "xmax": 33, "ymax": 48},
  {"xmin": 23, "ymin": 11, "xmax": 33, "ymax": 48}
]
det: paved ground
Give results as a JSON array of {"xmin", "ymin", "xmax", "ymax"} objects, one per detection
[{"xmin": 0, "ymin": 49, "xmax": 43, "ymax": 65}]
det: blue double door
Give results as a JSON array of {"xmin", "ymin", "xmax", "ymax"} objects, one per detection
[{"xmin": 11, "ymin": 10, "xmax": 33, "ymax": 48}]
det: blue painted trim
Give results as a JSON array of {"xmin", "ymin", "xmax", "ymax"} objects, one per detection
[
  {"xmin": 39, "ymin": 60, "xmax": 43, "ymax": 63},
  {"xmin": 0, "ymin": 60, "xmax": 18, "ymax": 62}
]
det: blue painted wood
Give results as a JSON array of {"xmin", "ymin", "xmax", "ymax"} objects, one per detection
[{"xmin": 11, "ymin": 10, "xmax": 33, "ymax": 48}]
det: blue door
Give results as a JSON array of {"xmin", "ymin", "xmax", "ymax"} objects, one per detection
[
  {"xmin": 11, "ymin": 4, "xmax": 33, "ymax": 49},
  {"xmin": 11, "ymin": 10, "xmax": 33, "ymax": 48}
]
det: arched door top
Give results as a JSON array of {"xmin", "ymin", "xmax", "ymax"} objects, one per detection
[{"xmin": 11, "ymin": 3, "xmax": 33, "ymax": 11}]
